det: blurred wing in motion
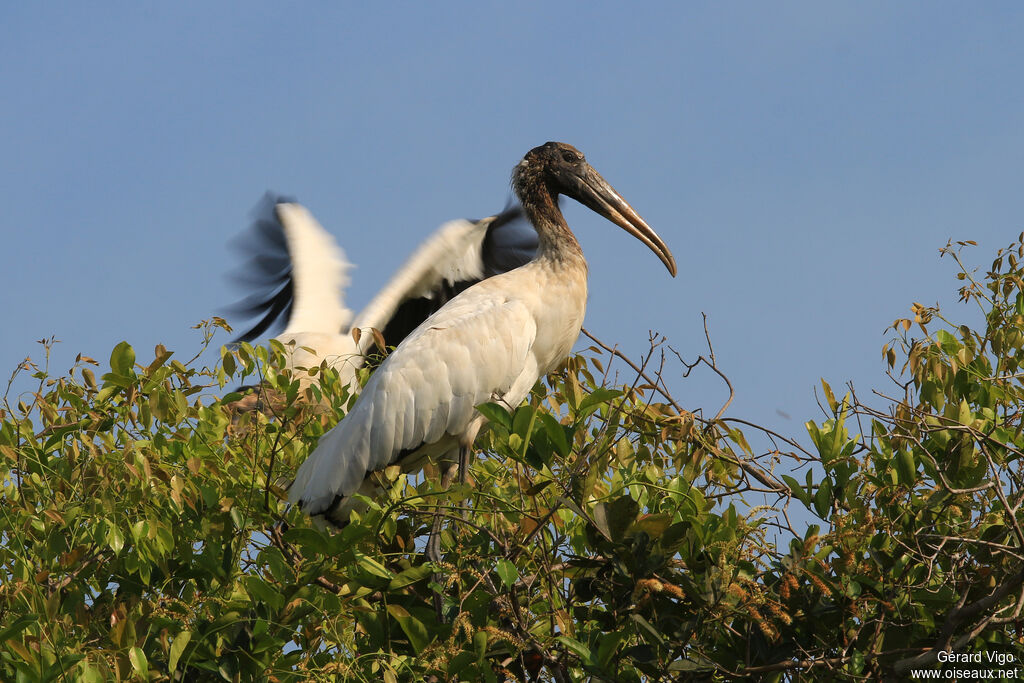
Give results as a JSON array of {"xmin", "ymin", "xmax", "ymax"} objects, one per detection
[{"xmin": 225, "ymin": 195, "xmax": 537, "ymax": 386}]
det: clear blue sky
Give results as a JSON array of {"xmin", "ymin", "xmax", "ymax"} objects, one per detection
[{"xmin": 3, "ymin": 4, "xmax": 1024, "ymax": 444}]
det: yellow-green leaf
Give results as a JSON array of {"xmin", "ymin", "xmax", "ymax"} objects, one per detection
[
  {"xmin": 110, "ymin": 341, "xmax": 135, "ymax": 376},
  {"xmin": 128, "ymin": 646, "xmax": 148, "ymax": 678},
  {"xmin": 169, "ymin": 631, "xmax": 191, "ymax": 673}
]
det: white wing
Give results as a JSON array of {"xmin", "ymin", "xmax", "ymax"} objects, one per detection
[
  {"xmin": 352, "ymin": 209, "xmax": 536, "ymax": 353},
  {"xmin": 226, "ymin": 197, "xmax": 536, "ymax": 381},
  {"xmin": 289, "ymin": 282, "xmax": 539, "ymax": 517},
  {"xmin": 227, "ymin": 198, "xmax": 360, "ymax": 383},
  {"xmin": 353, "ymin": 217, "xmax": 491, "ymax": 334},
  {"xmin": 277, "ymin": 203, "xmax": 353, "ymax": 337},
  {"xmin": 273, "ymin": 204, "xmax": 363, "ymax": 381},
  {"xmin": 229, "ymin": 195, "xmax": 352, "ymax": 343}
]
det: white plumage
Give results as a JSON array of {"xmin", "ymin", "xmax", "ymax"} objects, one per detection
[
  {"xmin": 289, "ymin": 263, "xmax": 584, "ymax": 517},
  {"xmin": 285, "ymin": 143, "xmax": 677, "ymax": 525}
]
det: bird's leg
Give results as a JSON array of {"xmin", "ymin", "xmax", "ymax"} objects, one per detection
[
  {"xmin": 427, "ymin": 462, "xmax": 459, "ymax": 564},
  {"xmin": 456, "ymin": 445, "xmax": 472, "ymax": 526},
  {"xmin": 426, "ymin": 515, "xmax": 443, "ymax": 564},
  {"xmin": 458, "ymin": 444, "xmax": 470, "ymax": 484},
  {"xmin": 429, "ymin": 461, "xmax": 460, "ymax": 620},
  {"xmin": 440, "ymin": 460, "xmax": 460, "ymax": 488},
  {"xmin": 427, "ymin": 510, "xmax": 445, "ymax": 619}
]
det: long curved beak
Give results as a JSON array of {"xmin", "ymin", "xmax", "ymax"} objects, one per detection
[{"xmin": 569, "ymin": 165, "xmax": 677, "ymax": 277}]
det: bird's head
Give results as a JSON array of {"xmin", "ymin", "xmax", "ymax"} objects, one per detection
[{"xmin": 513, "ymin": 142, "xmax": 677, "ymax": 277}]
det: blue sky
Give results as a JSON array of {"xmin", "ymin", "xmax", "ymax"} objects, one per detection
[{"xmin": 3, "ymin": 4, "xmax": 1024, "ymax": 445}]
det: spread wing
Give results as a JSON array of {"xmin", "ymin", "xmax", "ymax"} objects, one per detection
[
  {"xmin": 227, "ymin": 194, "xmax": 353, "ymax": 342},
  {"xmin": 225, "ymin": 197, "xmax": 537, "ymax": 361},
  {"xmin": 354, "ymin": 209, "xmax": 537, "ymax": 349}
]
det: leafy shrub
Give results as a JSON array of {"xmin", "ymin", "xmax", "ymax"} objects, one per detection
[{"xmin": 2, "ymin": 238, "xmax": 1024, "ymax": 681}]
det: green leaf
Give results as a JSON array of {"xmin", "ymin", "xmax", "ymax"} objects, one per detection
[
  {"xmin": 386, "ymin": 605, "xmax": 430, "ymax": 653},
  {"xmin": 957, "ymin": 398, "xmax": 972, "ymax": 426},
  {"xmin": 283, "ymin": 527, "xmax": 329, "ymax": 556},
  {"xmin": 622, "ymin": 644, "xmax": 657, "ymax": 664},
  {"xmin": 895, "ymin": 449, "xmax": 916, "ymax": 487},
  {"xmin": 355, "ymin": 611, "xmax": 387, "ymax": 646},
  {"xmin": 388, "ymin": 565, "xmax": 433, "ymax": 590},
  {"xmin": 244, "ymin": 576, "xmax": 284, "ymax": 609},
  {"xmin": 106, "ymin": 523, "xmax": 125, "ymax": 554},
  {"xmin": 595, "ymin": 630, "xmax": 626, "ymax": 668},
  {"xmin": 556, "ymin": 635, "xmax": 593, "ymax": 663},
  {"xmin": 147, "ymin": 344, "xmax": 174, "ymax": 373},
  {"xmin": 357, "ymin": 553, "xmax": 394, "ymax": 580},
  {"xmin": 850, "ymin": 649, "xmax": 866, "ymax": 675},
  {"xmin": 557, "ymin": 496, "xmax": 588, "ymax": 520},
  {"xmin": 813, "ymin": 477, "xmax": 832, "ymax": 518},
  {"xmin": 539, "ymin": 413, "xmax": 570, "ymax": 458},
  {"xmin": 629, "ymin": 614, "xmax": 666, "ymax": 645},
  {"xmin": 524, "ymin": 479, "xmax": 553, "ymax": 496},
  {"xmin": 448, "ymin": 651, "xmax": 477, "ymax": 676},
  {"xmin": 782, "ymin": 475, "xmax": 810, "ymax": 506},
  {"xmin": 820, "ymin": 378, "xmax": 837, "ymax": 412},
  {"xmin": 474, "ymin": 630, "xmax": 487, "ymax": 661},
  {"xmin": 221, "ymin": 350, "xmax": 236, "ymax": 376},
  {"xmin": 128, "ymin": 646, "xmax": 148, "ymax": 678},
  {"xmin": 662, "ymin": 521, "xmax": 690, "ymax": 549},
  {"xmin": 577, "ymin": 388, "xmax": 622, "ymax": 416},
  {"xmin": 805, "ymin": 420, "xmax": 825, "ymax": 459},
  {"xmin": 938, "ymin": 328, "xmax": 964, "ymax": 353},
  {"xmin": 632, "ymin": 513, "xmax": 673, "ymax": 539},
  {"xmin": 110, "ymin": 341, "xmax": 136, "ymax": 376},
  {"xmin": 76, "ymin": 662, "xmax": 106, "ymax": 683},
  {"xmin": 475, "ymin": 402, "xmax": 512, "ymax": 430},
  {"xmin": 168, "ymin": 631, "xmax": 191, "ymax": 673},
  {"xmin": 494, "ymin": 559, "xmax": 519, "ymax": 588},
  {"xmin": 221, "ymin": 390, "xmax": 244, "ymax": 404},
  {"xmin": 669, "ymin": 658, "xmax": 716, "ymax": 672},
  {"xmin": 0, "ymin": 614, "xmax": 37, "ymax": 642},
  {"xmin": 593, "ymin": 495, "xmax": 639, "ymax": 542}
]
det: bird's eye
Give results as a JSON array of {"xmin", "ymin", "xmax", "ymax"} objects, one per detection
[{"xmin": 561, "ymin": 150, "xmax": 578, "ymax": 163}]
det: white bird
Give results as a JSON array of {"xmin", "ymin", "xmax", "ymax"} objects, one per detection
[
  {"xmin": 228, "ymin": 195, "xmax": 537, "ymax": 391},
  {"xmin": 288, "ymin": 142, "xmax": 677, "ymax": 526}
]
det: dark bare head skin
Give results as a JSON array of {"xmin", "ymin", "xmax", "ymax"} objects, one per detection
[{"xmin": 512, "ymin": 142, "xmax": 677, "ymax": 276}]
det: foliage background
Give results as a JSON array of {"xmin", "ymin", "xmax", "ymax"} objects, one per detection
[{"xmin": 3, "ymin": 239, "xmax": 1024, "ymax": 680}]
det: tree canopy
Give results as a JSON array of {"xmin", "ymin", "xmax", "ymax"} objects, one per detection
[{"xmin": 3, "ymin": 237, "xmax": 1024, "ymax": 681}]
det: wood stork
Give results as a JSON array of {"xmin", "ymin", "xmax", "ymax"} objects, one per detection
[
  {"xmin": 228, "ymin": 195, "xmax": 537, "ymax": 391},
  {"xmin": 288, "ymin": 142, "xmax": 676, "ymax": 526}
]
